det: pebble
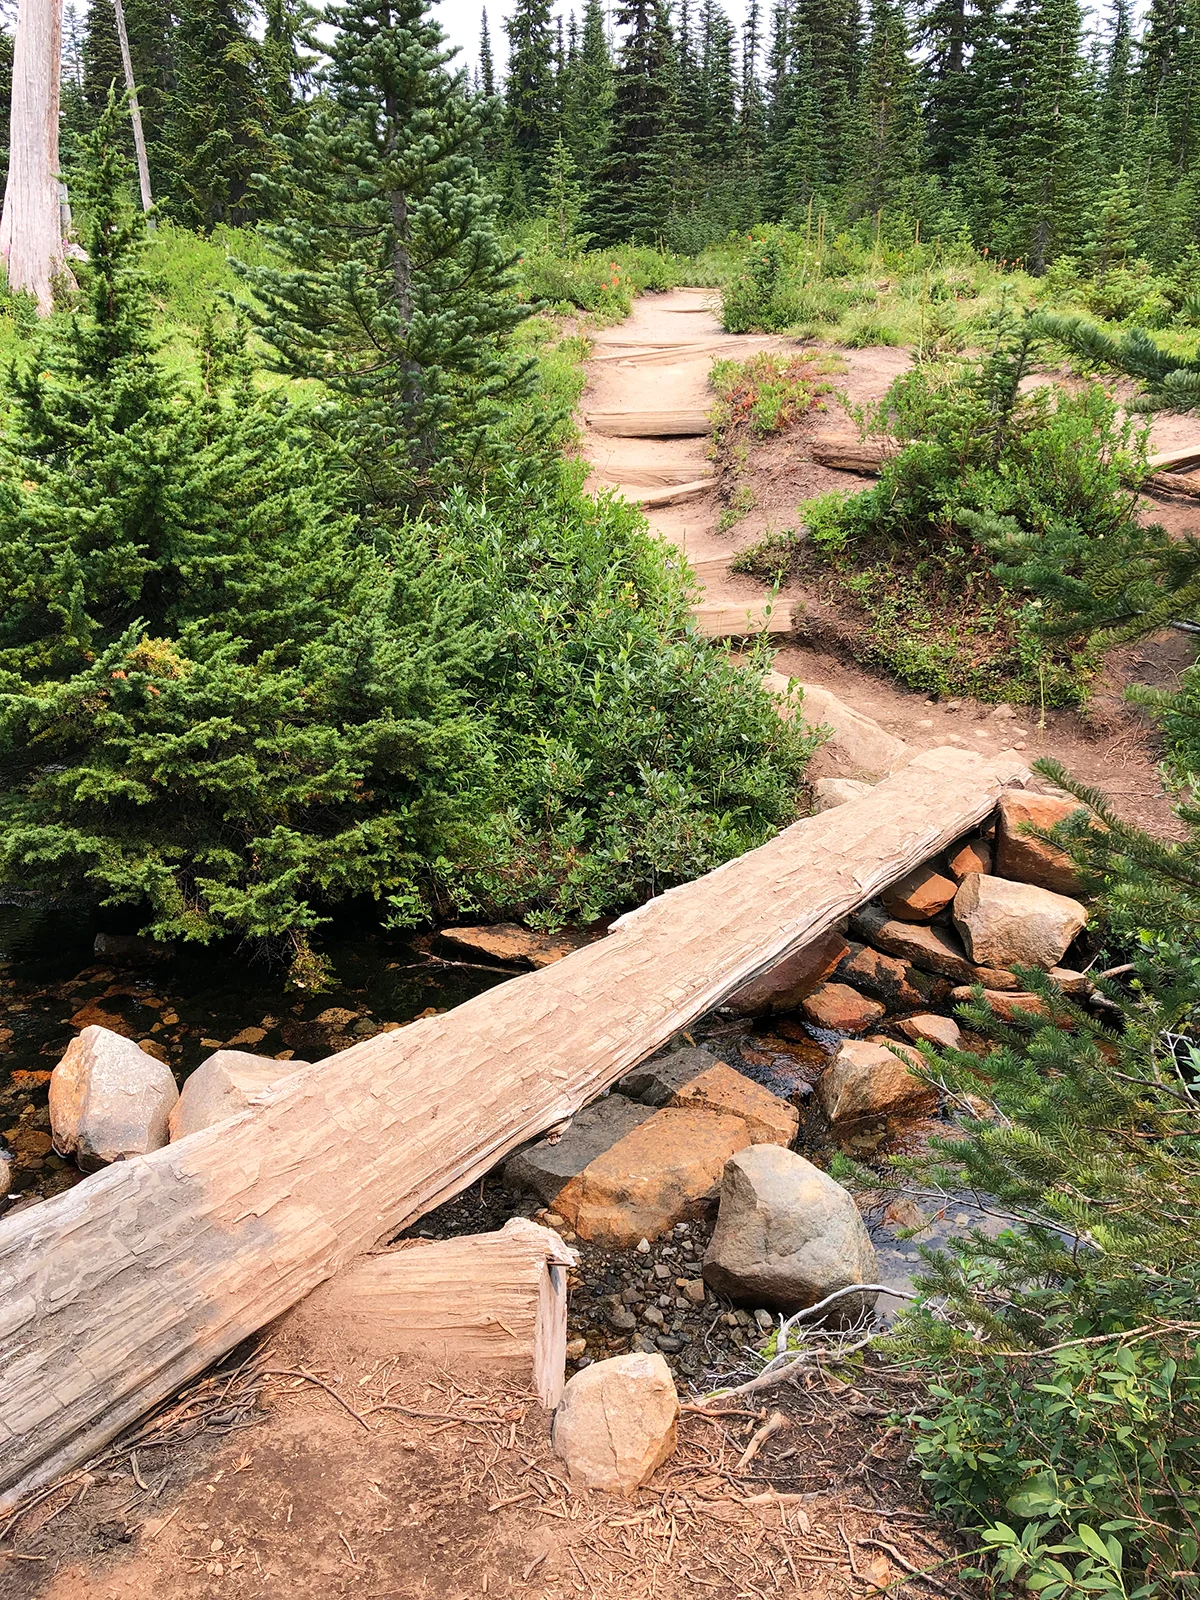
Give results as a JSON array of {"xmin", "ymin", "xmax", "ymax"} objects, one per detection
[
  {"xmin": 565, "ymin": 1338, "xmax": 588, "ymax": 1359},
  {"xmin": 544, "ymin": 1213, "xmax": 566, "ymax": 1229},
  {"xmin": 654, "ymin": 1263, "xmax": 671, "ymax": 1280},
  {"xmin": 682, "ymin": 1279, "xmax": 706, "ymax": 1306},
  {"xmin": 754, "ymin": 1309, "xmax": 774, "ymax": 1333},
  {"xmin": 656, "ymin": 1336, "xmax": 685, "ymax": 1354},
  {"xmin": 643, "ymin": 1307, "xmax": 665, "ymax": 1327},
  {"xmin": 608, "ymin": 1308, "xmax": 637, "ymax": 1333},
  {"xmin": 636, "ymin": 1238, "xmax": 651, "ymax": 1254}
]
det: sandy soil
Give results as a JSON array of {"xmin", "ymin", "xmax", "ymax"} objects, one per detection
[
  {"xmin": 579, "ymin": 291, "xmax": 1200, "ymax": 838},
  {"xmin": 3, "ymin": 1328, "xmax": 973, "ymax": 1600}
]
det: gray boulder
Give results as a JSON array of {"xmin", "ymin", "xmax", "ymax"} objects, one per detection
[
  {"xmin": 703, "ymin": 1144, "xmax": 878, "ymax": 1317},
  {"xmin": 504, "ymin": 1095, "xmax": 654, "ymax": 1206},
  {"xmin": 50, "ymin": 1025, "xmax": 179, "ymax": 1171},
  {"xmin": 617, "ymin": 1045, "xmax": 725, "ymax": 1106}
]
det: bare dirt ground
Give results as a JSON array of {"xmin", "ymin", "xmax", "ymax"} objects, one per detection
[
  {"xmin": 579, "ymin": 290, "xmax": 1200, "ymax": 838},
  {"xmin": 4, "ymin": 1328, "xmax": 973, "ymax": 1600}
]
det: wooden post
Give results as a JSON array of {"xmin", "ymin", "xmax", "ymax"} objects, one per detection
[
  {"xmin": 0, "ymin": 748, "xmax": 1030, "ymax": 1512},
  {"xmin": 286, "ymin": 1220, "xmax": 576, "ymax": 1408},
  {"xmin": 0, "ymin": 0, "xmax": 65, "ymax": 313},
  {"xmin": 111, "ymin": 0, "xmax": 155, "ymax": 227}
]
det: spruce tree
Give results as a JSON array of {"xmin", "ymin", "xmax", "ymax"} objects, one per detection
[
  {"xmin": 162, "ymin": 0, "xmax": 275, "ymax": 228},
  {"xmin": 562, "ymin": 0, "xmax": 613, "ymax": 182},
  {"xmin": 504, "ymin": 0, "xmax": 558, "ymax": 195},
  {"xmin": 792, "ymin": 0, "xmax": 862, "ymax": 182},
  {"xmin": 479, "ymin": 7, "xmax": 496, "ymax": 96},
  {"xmin": 851, "ymin": 0, "xmax": 924, "ymax": 214},
  {"xmin": 241, "ymin": 0, "xmax": 543, "ymax": 513},
  {"xmin": 696, "ymin": 0, "xmax": 738, "ymax": 164},
  {"xmin": 0, "ymin": 101, "xmax": 489, "ymax": 977},
  {"xmin": 584, "ymin": 0, "xmax": 680, "ymax": 244},
  {"xmin": 740, "ymin": 0, "xmax": 766, "ymax": 157}
]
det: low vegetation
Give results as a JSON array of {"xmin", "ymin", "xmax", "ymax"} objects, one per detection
[{"xmin": 736, "ymin": 316, "xmax": 1153, "ymax": 705}]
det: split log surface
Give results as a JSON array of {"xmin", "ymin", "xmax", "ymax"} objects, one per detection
[
  {"xmin": 809, "ymin": 434, "xmax": 894, "ymax": 474},
  {"xmin": 1147, "ymin": 445, "xmax": 1200, "ymax": 475},
  {"xmin": 585, "ymin": 409, "xmax": 711, "ymax": 437},
  {"xmin": 287, "ymin": 1219, "xmax": 575, "ymax": 1408},
  {"xmin": 1146, "ymin": 469, "xmax": 1200, "ymax": 501},
  {"xmin": 0, "ymin": 746, "xmax": 1028, "ymax": 1510}
]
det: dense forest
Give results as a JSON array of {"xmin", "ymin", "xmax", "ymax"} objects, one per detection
[{"xmin": 6, "ymin": 0, "xmax": 1197, "ymax": 275}]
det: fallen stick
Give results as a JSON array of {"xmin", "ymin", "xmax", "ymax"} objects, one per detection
[
  {"xmin": 736, "ymin": 1410, "xmax": 789, "ymax": 1472},
  {"xmin": 0, "ymin": 747, "xmax": 1028, "ymax": 1512}
]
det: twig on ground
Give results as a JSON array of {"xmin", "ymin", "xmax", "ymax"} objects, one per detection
[
  {"xmin": 736, "ymin": 1411, "xmax": 789, "ymax": 1473},
  {"xmin": 262, "ymin": 1368, "xmax": 374, "ymax": 1430}
]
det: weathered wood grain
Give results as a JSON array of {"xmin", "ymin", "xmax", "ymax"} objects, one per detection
[
  {"xmin": 286, "ymin": 1220, "xmax": 575, "ymax": 1407},
  {"xmin": 585, "ymin": 409, "xmax": 711, "ymax": 437},
  {"xmin": 809, "ymin": 434, "xmax": 894, "ymax": 474},
  {"xmin": 0, "ymin": 746, "xmax": 1028, "ymax": 1510}
]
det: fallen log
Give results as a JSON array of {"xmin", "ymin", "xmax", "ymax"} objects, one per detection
[
  {"xmin": 1147, "ymin": 445, "xmax": 1200, "ymax": 475},
  {"xmin": 810, "ymin": 434, "xmax": 894, "ymax": 474},
  {"xmin": 585, "ymin": 409, "xmax": 711, "ymax": 438},
  {"xmin": 691, "ymin": 601, "xmax": 796, "ymax": 637},
  {"xmin": 1146, "ymin": 469, "xmax": 1200, "ymax": 501},
  {"xmin": 285, "ymin": 1219, "xmax": 576, "ymax": 1408},
  {"xmin": 0, "ymin": 746, "xmax": 1028, "ymax": 1512}
]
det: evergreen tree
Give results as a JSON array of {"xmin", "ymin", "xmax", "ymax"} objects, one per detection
[
  {"xmin": 241, "ymin": 0, "xmax": 544, "ymax": 512},
  {"xmin": 740, "ymin": 0, "xmax": 766, "ymax": 156},
  {"xmin": 504, "ymin": 0, "xmax": 558, "ymax": 194},
  {"xmin": 584, "ymin": 0, "xmax": 680, "ymax": 244},
  {"xmin": 82, "ymin": 0, "xmax": 126, "ymax": 121},
  {"xmin": 696, "ymin": 0, "xmax": 738, "ymax": 163},
  {"xmin": 851, "ymin": 0, "xmax": 924, "ymax": 214},
  {"xmin": 792, "ymin": 0, "xmax": 862, "ymax": 181},
  {"xmin": 999, "ymin": 0, "xmax": 1092, "ymax": 269},
  {"xmin": 0, "ymin": 101, "xmax": 489, "ymax": 977},
  {"xmin": 562, "ymin": 0, "xmax": 613, "ymax": 181},
  {"xmin": 162, "ymin": 0, "xmax": 275, "ymax": 228},
  {"xmin": 479, "ymin": 7, "xmax": 496, "ymax": 96}
]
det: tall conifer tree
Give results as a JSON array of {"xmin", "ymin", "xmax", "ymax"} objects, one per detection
[{"xmin": 242, "ymin": 0, "xmax": 542, "ymax": 511}]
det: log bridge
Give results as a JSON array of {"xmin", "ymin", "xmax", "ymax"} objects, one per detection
[{"xmin": 0, "ymin": 746, "xmax": 1029, "ymax": 1512}]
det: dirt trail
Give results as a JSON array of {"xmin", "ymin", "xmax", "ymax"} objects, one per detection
[{"xmin": 580, "ymin": 290, "xmax": 1197, "ymax": 835}]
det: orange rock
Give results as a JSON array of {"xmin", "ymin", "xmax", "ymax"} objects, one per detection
[
  {"xmin": 67, "ymin": 1002, "xmax": 133, "ymax": 1035},
  {"xmin": 801, "ymin": 982, "xmax": 886, "ymax": 1035},
  {"xmin": 947, "ymin": 837, "xmax": 993, "ymax": 880},
  {"xmin": 996, "ymin": 792, "xmax": 1086, "ymax": 895},
  {"xmin": 439, "ymin": 923, "xmax": 595, "ymax": 969},
  {"xmin": 881, "ymin": 865, "xmax": 958, "ymax": 922},
  {"xmin": 554, "ymin": 1109, "xmax": 753, "ymax": 1246},
  {"xmin": 667, "ymin": 1062, "xmax": 799, "ymax": 1146},
  {"xmin": 818, "ymin": 1039, "xmax": 938, "ymax": 1124},
  {"xmin": 950, "ymin": 985, "xmax": 1053, "ymax": 1023},
  {"xmin": 896, "ymin": 1013, "xmax": 963, "ymax": 1049},
  {"xmin": 724, "ymin": 929, "xmax": 850, "ymax": 1015}
]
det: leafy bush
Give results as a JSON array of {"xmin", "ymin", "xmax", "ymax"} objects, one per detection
[
  {"xmin": 437, "ymin": 468, "xmax": 821, "ymax": 924},
  {"xmin": 709, "ymin": 350, "xmax": 842, "ymax": 439},
  {"xmin": 748, "ymin": 316, "xmax": 1147, "ymax": 703}
]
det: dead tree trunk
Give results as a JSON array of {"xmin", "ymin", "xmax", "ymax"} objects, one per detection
[
  {"xmin": 0, "ymin": 0, "xmax": 64, "ymax": 313},
  {"xmin": 0, "ymin": 747, "xmax": 1029, "ymax": 1512},
  {"xmin": 111, "ymin": 0, "xmax": 155, "ymax": 226}
]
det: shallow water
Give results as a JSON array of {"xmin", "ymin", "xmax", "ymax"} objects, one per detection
[{"xmin": 0, "ymin": 904, "xmax": 509, "ymax": 1209}]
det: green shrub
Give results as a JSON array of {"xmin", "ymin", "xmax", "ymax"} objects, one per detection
[
  {"xmin": 438, "ymin": 468, "xmax": 821, "ymax": 924},
  {"xmin": 771, "ymin": 316, "xmax": 1147, "ymax": 703}
]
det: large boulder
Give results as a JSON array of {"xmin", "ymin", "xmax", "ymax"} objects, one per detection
[
  {"xmin": 50, "ymin": 1025, "xmax": 179, "ymax": 1171},
  {"xmin": 553, "ymin": 1353, "xmax": 678, "ymax": 1493},
  {"xmin": 953, "ymin": 874, "xmax": 1087, "ymax": 970},
  {"xmin": 666, "ymin": 1062, "xmax": 798, "ymax": 1147},
  {"xmin": 800, "ymin": 981, "xmax": 885, "ymax": 1034},
  {"xmin": 817, "ymin": 1038, "xmax": 938, "ymax": 1124},
  {"xmin": 724, "ymin": 928, "xmax": 850, "ymax": 1016},
  {"xmin": 850, "ymin": 903, "xmax": 1019, "ymax": 989},
  {"xmin": 794, "ymin": 683, "xmax": 909, "ymax": 781},
  {"xmin": 995, "ymin": 791, "xmax": 1086, "ymax": 895},
  {"xmin": 169, "ymin": 1050, "xmax": 306, "ymax": 1141},
  {"xmin": 554, "ymin": 1109, "xmax": 753, "ymax": 1246},
  {"xmin": 702, "ymin": 1145, "xmax": 878, "ymax": 1316}
]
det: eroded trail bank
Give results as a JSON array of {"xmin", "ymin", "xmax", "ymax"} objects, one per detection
[{"xmin": 578, "ymin": 290, "xmax": 1196, "ymax": 838}]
